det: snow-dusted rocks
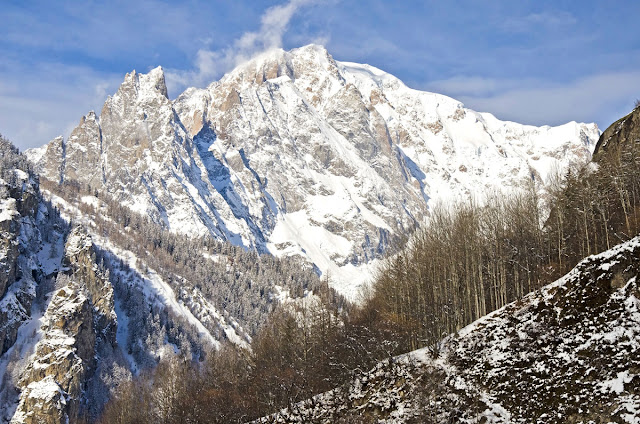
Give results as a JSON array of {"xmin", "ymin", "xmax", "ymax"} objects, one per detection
[
  {"xmin": 593, "ymin": 103, "xmax": 640, "ymax": 159},
  {"xmin": 262, "ymin": 236, "xmax": 640, "ymax": 423},
  {"xmin": 0, "ymin": 143, "xmax": 52, "ymax": 356},
  {"xmin": 11, "ymin": 283, "xmax": 94, "ymax": 424},
  {"xmin": 0, "ymin": 140, "xmax": 70, "ymax": 422},
  {"xmin": 9, "ymin": 228, "xmax": 119, "ymax": 424},
  {"xmin": 28, "ymin": 45, "xmax": 600, "ymax": 298}
]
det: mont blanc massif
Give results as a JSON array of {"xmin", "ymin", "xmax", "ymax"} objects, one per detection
[{"xmin": 1, "ymin": 45, "xmax": 638, "ymax": 423}]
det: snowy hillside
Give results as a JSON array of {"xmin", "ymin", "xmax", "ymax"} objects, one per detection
[
  {"xmin": 261, "ymin": 235, "xmax": 640, "ymax": 423},
  {"xmin": 1, "ymin": 137, "xmax": 330, "ymax": 422},
  {"xmin": 27, "ymin": 45, "xmax": 600, "ymax": 299}
]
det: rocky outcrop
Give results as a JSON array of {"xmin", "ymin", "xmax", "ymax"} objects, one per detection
[
  {"xmin": 0, "ymin": 166, "xmax": 39, "ymax": 300},
  {"xmin": 63, "ymin": 112, "xmax": 103, "ymax": 189},
  {"xmin": 11, "ymin": 228, "xmax": 117, "ymax": 424},
  {"xmin": 593, "ymin": 104, "xmax": 640, "ymax": 159},
  {"xmin": 30, "ymin": 136, "xmax": 64, "ymax": 184},
  {"xmin": 28, "ymin": 45, "xmax": 601, "ymax": 298},
  {"xmin": 0, "ymin": 143, "xmax": 47, "ymax": 355},
  {"xmin": 11, "ymin": 284, "xmax": 94, "ymax": 424},
  {"xmin": 62, "ymin": 228, "xmax": 117, "ymax": 343},
  {"xmin": 0, "ymin": 197, "xmax": 20, "ymax": 301}
]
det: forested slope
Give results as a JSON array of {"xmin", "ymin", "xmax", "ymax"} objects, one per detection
[{"xmin": 95, "ymin": 105, "xmax": 640, "ymax": 423}]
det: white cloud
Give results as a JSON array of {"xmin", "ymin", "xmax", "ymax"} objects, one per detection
[
  {"xmin": 501, "ymin": 11, "xmax": 577, "ymax": 32},
  {"xmin": 165, "ymin": 0, "xmax": 317, "ymax": 95},
  {"xmin": 427, "ymin": 71, "xmax": 640, "ymax": 129},
  {"xmin": 0, "ymin": 63, "xmax": 122, "ymax": 150}
]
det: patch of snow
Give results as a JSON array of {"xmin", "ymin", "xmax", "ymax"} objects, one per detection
[
  {"xmin": 600, "ymin": 371, "xmax": 634, "ymax": 395},
  {"xmin": 80, "ymin": 195, "xmax": 100, "ymax": 208},
  {"xmin": 113, "ymin": 296, "xmax": 139, "ymax": 375},
  {"xmin": 0, "ymin": 198, "xmax": 18, "ymax": 222}
]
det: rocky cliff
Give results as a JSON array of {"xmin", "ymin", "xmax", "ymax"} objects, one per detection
[
  {"xmin": 10, "ymin": 228, "xmax": 118, "ymax": 423},
  {"xmin": 593, "ymin": 104, "xmax": 640, "ymax": 159},
  {"xmin": 0, "ymin": 138, "xmax": 69, "ymax": 421}
]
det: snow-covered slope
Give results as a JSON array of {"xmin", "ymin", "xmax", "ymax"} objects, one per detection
[
  {"xmin": 28, "ymin": 45, "xmax": 600, "ymax": 298},
  {"xmin": 1, "ymin": 138, "xmax": 326, "ymax": 422},
  {"xmin": 262, "ymin": 235, "xmax": 640, "ymax": 423}
]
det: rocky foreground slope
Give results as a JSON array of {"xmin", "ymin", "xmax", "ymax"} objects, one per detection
[
  {"xmin": 262, "ymin": 235, "xmax": 640, "ymax": 423},
  {"xmin": 28, "ymin": 45, "xmax": 600, "ymax": 298}
]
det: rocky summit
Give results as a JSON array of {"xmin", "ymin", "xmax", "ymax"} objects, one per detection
[{"xmin": 28, "ymin": 45, "xmax": 600, "ymax": 299}]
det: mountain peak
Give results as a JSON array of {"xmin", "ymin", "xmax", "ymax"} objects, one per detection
[
  {"xmin": 221, "ymin": 48, "xmax": 293, "ymax": 85},
  {"xmin": 78, "ymin": 110, "xmax": 98, "ymax": 126},
  {"xmin": 121, "ymin": 66, "xmax": 168, "ymax": 99},
  {"xmin": 290, "ymin": 43, "xmax": 331, "ymax": 59},
  {"xmin": 219, "ymin": 44, "xmax": 339, "ymax": 87},
  {"xmin": 140, "ymin": 66, "xmax": 168, "ymax": 98},
  {"xmin": 33, "ymin": 45, "xmax": 601, "ymax": 298}
]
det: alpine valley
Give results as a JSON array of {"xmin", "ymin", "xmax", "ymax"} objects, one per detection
[{"xmin": 2, "ymin": 44, "xmax": 638, "ymax": 423}]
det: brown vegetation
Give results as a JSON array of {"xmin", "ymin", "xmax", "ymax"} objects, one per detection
[{"xmin": 369, "ymin": 136, "xmax": 640, "ymax": 352}]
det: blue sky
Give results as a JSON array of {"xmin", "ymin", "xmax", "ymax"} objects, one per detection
[{"xmin": 1, "ymin": 0, "xmax": 639, "ymax": 150}]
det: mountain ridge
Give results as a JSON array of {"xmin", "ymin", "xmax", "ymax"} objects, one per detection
[{"xmin": 27, "ymin": 44, "xmax": 601, "ymax": 299}]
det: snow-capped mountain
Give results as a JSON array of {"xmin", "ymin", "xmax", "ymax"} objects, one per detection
[
  {"xmin": 28, "ymin": 45, "xmax": 600, "ymax": 298},
  {"xmin": 261, "ymin": 235, "xmax": 640, "ymax": 423}
]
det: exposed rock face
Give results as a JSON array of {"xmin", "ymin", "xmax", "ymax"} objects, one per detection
[
  {"xmin": 0, "ymin": 144, "xmax": 50, "ymax": 356},
  {"xmin": 593, "ymin": 105, "xmax": 640, "ymax": 159},
  {"xmin": 11, "ymin": 228, "xmax": 117, "ymax": 424},
  {"xmin": 0, "ymin": 197, "xmax": 20, "ymax": 301},
  {"xmin": 0, "ymin": 167, "xmax": 40, "ymax": 302},
  {"xmin": 28, "ymin": 45, "xmax": 601, "ymax": 298},
  {"xmin": 63, "ymin": 112, "xmax": 102, "ymax": 188},
  {"xmin": 263, "ymin": 236, "xmax": 640, "ymax": 423},
  {"xmin": 0, "ymin": 139, "xmax": 73, "ymax": 422},
  {"xmin": 28, "ymin": 136, "xmax": 64, "ymax": 184},
  {"xmin": 61, "ymin": 229, "xmax": 117, "ymax": 342},
  {"xmin": 11, "ymin": 284, "xmax": 94, "ymax": 424}
]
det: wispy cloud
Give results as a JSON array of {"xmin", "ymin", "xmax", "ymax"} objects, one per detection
[
  {"xmin": 427, "ymin": 71, "xmax": 640, "ymax": 129},
  {"xmin": 166, "ymin": 0, "xmax": 318, "ymax": 94},
  {"xmin": 0, "ymin": 62, "xmax": 122, "ymax": 150},
  {"xmin": 501, "ymin": 11, "xmax": 577, "ymax": 33}
]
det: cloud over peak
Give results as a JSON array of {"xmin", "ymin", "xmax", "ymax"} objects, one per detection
[{"xmin": 166, "ymin": 0, "xmax": 318, "ymax": 95}]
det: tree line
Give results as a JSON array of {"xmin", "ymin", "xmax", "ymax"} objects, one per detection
[
  {"xmin": 96, "ymin": 295, "xmax": 407, "ymax": 423},
  {"xmin": 368, "ymin": 137, "xmax": 640, "ymax": 352}
]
